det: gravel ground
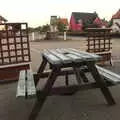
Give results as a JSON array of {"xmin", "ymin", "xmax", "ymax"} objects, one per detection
[{"xmin": 1, "ymin": 37, "xmax": 120, "ymax": 120}]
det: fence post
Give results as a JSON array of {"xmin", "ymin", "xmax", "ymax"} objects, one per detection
[
  {"xmin": 64, "ymin": 31, "xmax": 66, "ymax": 40},
  {"xmin": 32, "ymin": 32, "xmax": 35, "ymax": 41}
]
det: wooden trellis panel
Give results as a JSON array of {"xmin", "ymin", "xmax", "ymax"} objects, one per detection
[
  {"xmin": 86, "ymin": 28, "xmax": 112, "ymax": 64},
  {"xmin": 0, "ymin": 23, "xmax": 31, "ymax": 82},
  {"xmin": 0, "ymin": 23, "xmax": 31, "ymax": 66}
]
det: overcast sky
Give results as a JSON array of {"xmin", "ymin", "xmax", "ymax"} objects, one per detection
[{"xmin": 0, "ymin": 0, "xmax": 119, "ymax": 27}]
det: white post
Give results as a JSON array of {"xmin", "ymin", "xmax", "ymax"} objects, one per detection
[
  {"xmin": 64, "ymin": 31, "xmax": 66, "ymax": 40},
  {"xmin": 32, "ymin": 32, "xmax": 35, "ymax": 41}
]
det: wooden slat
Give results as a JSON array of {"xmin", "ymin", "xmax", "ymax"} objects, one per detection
[
  {"xmin": 94, "ymin": 51, "xmax": 111, "ymax": 55},
  {"xmin": 0, "ymin": 62, "xmax": 31, "ymax": 68},
  {"xmin": 27, "ymin": 70, "xmax": 36, "ymax": 96},
  {"xmin": 96, "ymin": 65, "xmax": 120, "ymax": 84},
  {"xmin": 57, "ymin": 48, "xmax": 86, "ymax": 62},
  {"xmin": 63, "ymin": 48, "xmax": 101, "ymax": 61},
  {"xmin": 56, "ymin": 48, "xmax": 81, "ymax": 62},
  {"xmin": 48, "ymin": 49, "xmax": 72, "ymax": 64},
  {"xmin": 16, "ymin": 70, "xmax": 26, "ymax": 97},
  {"xmin": 71, "ymin": 48, "xmax": 101, "ymax": 59},
  {"xmin": 65, "ymin": 54, "xmax": 82, "ymax": 62},
  {"xmin": 86, "ymin": 43, "xmax": 112, "ymax": 46},
  {"xmin": 42, "ymin": 49, "xmax": 61, "ymax": 65}
]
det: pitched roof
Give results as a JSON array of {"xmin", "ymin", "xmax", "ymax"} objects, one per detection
[
  {"xmin": 93, "ymin": 17, "xmax": 108, "ymax": 27},
  {"xmin": 112, "ymin": 9, "xmax": 120, "ymax": 19},
  {"xmin": 71, "ymin": 12, "xmax": 98, "ymax": 25},
  {"xmin": 58, "ymin": 18, "xmax": 68, "ymax": 25}
]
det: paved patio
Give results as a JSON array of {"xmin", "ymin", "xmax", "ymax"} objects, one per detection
[{"xmin": 1, "ymin": 37, "xmax": 120, "ymax": 120}]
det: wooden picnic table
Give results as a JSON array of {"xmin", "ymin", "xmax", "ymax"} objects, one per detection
[{"xmin": 27, "ymin": 48, "xmax": 115, "ymax": 120}]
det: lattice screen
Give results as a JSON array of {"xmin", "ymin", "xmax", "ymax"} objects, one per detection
[
  {"xmin": 0, "ymin": 23, "xmax": 31, "ymax": 66},
  {"xmin": 86, "ymin": 28, "xmax": 112, "ymax": 53}
]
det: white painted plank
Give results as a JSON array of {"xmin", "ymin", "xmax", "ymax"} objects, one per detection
[
  {"xmin": 68, "ymin": 48, "xmax": 101, "ymax": 61},
  {"xmin": 56, "ymin": 48, "xmax": 82, "ymax": 62},
  {"xmin": 42, "ymin": 49, "xmax": 61, "ymax": 64},
  {"xmin": 0, "ymin": 62, "xmax": 31, "ymax": 68},
  {"xmin": 27, "ymin": 70, "xmax": 36, "ymax": 96},
  {"xmin": 96, "ymin": 65, "xmax": 120, "ymax": 84},
  {"xmin": 16, "ymin": 70, "xmax": 26, "ymax": 97},
  {"xmin": 60, "ymin": 48, "xmax": 92, "ymax": 61},
  {"xmin": 49, "ymin": 49, "xmax": 72, "ymax": 63},
  {"xmin": 65, "ymin": 54, "xmax": 82, "ymax": 62}
]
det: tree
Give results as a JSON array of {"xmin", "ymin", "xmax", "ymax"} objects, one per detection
[
  {"xmin": 28, "ymin": 27, "xmax": 34, "ymax": 32},
  {"xmin": 34, "ymin": 26, "xmax": 42, "ymax": 32},
  {"xmin": 41, "ymin": 24, "xmax": 50, "ymax": 32},
  {"xmin": 108, "ymin": 20, "xmax": 113, "ymax": 27},
  {"xmin": 57, "ymin": 20, "xmax": 66, "ymax": 32}
]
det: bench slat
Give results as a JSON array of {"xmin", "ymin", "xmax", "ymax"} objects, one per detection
[
  {"xmin": 42, "ymin": 50, "xmax": 61, "ymax": 64},
  {"xmin": 96, "ymin": 65, "xmax": 120, "ymax": 84},
  {"xmin": 27, "ymin": 70, "xmax": 36, "ymax": 96},
  {"xmin": 16, "ymin": 70, "xmax": 26, "ymax": 97},
  {"xmin": 16, "ymin": 69, "xmax": 36, "ymax": 98}
]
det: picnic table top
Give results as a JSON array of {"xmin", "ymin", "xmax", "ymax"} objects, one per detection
[{"xmin": 41, "ymin": 48, "xmax": 101, "ymax": 65}]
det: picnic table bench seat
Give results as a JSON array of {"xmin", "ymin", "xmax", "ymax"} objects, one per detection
[
  {"xmin": 16, "ymin": 69, "xmax": 36, "ymax": 98},
  {"xmin": 96, "ymin": 65, "xmax": 120, "ymax": 85}
]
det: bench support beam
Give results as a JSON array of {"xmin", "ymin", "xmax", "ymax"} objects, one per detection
[
  {"xmin": 28, "ymin": 67, "xmax": 59, "ymax": 120},
  {"xmin": 87, "ymin": 61, "xmax": 116, "ymax": 105}
]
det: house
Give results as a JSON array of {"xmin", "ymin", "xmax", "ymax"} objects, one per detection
[
  {"xmin": 58, "ymin": 18, "xmax": 68, "ymax": 25},
  {"xmin": 58, "ymin": 18, "xmax": 69, "ymax": 30},
  {"xmin": 110, "ymin": 9, "xmax": 120, "ymax": 32},
  {"xmin": 69, "ymin": 12, "xmax": 99, "ymax": 31},
  {"xmin": 50, "ymin": 16, "xmax": 58, "ymax": 32},
  {"xmin": 93, "ymin": 17, "xmax": 108, "ymax": 28},
  {"xmin": 50, "ymin": 16, "xmax": 69, "ymax": 32}
]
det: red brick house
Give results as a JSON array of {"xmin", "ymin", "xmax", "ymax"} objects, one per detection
[
  {"xmin": 69, "ymin": 12, "xmax": 98, "ymax": 31},
  {"xmin": 58, "ymin": 18, "xmax": 68, "ymax": 25},
  {"xmin": 58, "ymin": 18, "xmax": 69, "ymax": 30}
]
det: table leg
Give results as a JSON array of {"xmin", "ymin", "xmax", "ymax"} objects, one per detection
[
  {"xmin": 79, "ymin": 70, "xmax": 89, "ymax": 83},
  {"xmin": 87, "ymin": 61, "xmax": 116, "ymax": 105},
  {"xmin": 73, "ymin": 66, "xmax": 89, "ymax": 84},
  {"xmin": 65, "ymin": 73, "xmax": 69, "ymax": 86},
  {"xmin": 34, "ymin": 58, "xmax": 47, "ymax": 86},
  {"xmin": 28, "ymin": 67, "xmax": 59, "ymax": 120},
  {"xmin": 73, "ymin": 67, "xmax": 82, "ymax": 84},
  {"xmin": 37, "ymin": 58, "xmax": 47, "ymax": 74}
]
